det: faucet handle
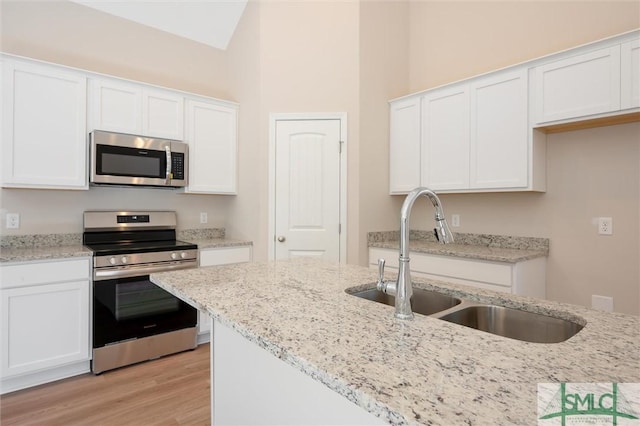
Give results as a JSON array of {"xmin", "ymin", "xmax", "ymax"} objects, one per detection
[{"xmin": 377, "ymin": 258, "xmax": 386, "ymax": 284}]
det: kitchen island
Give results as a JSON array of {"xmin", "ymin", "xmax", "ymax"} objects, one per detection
[{"xmin": 150, "ymin": 258, "xmax": 639, "ymax": 425}]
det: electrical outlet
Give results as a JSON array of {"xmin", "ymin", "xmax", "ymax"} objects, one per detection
[
  {"xmin": 200, "ymin": 212, "xmax": 208, "ymax": 224},
  {"xmin": 451, "ymin": 214, "xmax": 460, "ymax": 227},
  {"xmin": 6, "ymin": 213, "xmax": 20, "ymax": 229},
  {"xmin": 592, "ymin": 295, "xmax": 613, "ymax": 312},
  {"xmin": 598, "ymin": 217, "xmax": 613, "ymax": 235}
]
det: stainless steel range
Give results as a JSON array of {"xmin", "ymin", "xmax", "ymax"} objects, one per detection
[{"xmin": 83, "ymin": 210, "xmax": 198, "ymax": 374}]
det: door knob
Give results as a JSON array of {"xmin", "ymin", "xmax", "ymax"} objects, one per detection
[{"xmin": 277, "ymin": 236, "xmax": 286, "ymax": 242}]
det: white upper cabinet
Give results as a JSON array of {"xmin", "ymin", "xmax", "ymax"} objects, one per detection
[
  {"xmin": 533, "ymin": 46, "xmax": 621, "ymax": 124},
  {"xmin": 389, "ymin": 97, "xmax": 421, "ymax": 193},
  {"xmin": 621, "ymin": 39, "xmax": 640, "ymax": 110},
  {"xmin": 470, "ymin": 69, "xmax": 528, "ymax": 189},
  {"xmin": 184, "ymin": 98, "xmax": 238, "ymax": 194},
  {"xmin": 1, "ymin": 59, "xmax": 88, "ymax": 189},
  {"xmin": 421, "ymin": 85, "xmax": 469, "ymax": 190},
  {"xmin": 405, "ymin": 69, "xmax": 534, "ymax": 193},
  {"xmin": 89, "ymin": 78, "xmax": 184, "ymax": 140}
]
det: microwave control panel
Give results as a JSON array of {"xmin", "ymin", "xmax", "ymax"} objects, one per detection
[{"xmin": 171, "ymin": 153, "xmax": 185, "ymax": 180}]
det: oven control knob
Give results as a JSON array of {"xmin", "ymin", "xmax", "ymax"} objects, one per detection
[
  {"xmin": 109, "ymin": 257, "xmax": 117, "ymax": 265},
  {"xmin": 180, "ymin": 252, "xmax": 187, "ymax": 259},
  {"xmin": 171, "ymin": 252, "xmax": 178, "ymax": 260},
  {"xmin": 121, "ymin": 256, "xmax": 128, "ymax": 264}
]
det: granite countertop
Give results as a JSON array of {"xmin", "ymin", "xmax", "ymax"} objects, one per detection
[
  {"xmin": 150, "ymin": 258, "xmax": 639, "ymax": 425},
  {"xmin": 0, "ymin": 234, "xmax": 91, "ymax": 263},
  {"xmin": 178, "ymin": 228, "xmax": 252, "ymax": 249},
  {"xmin": 0, "ymin": 229, "xmax": 251, "ymax": 263},
  {"xmin": 369, "ymin": 231, "xmax": 550, "ymax": 263}
]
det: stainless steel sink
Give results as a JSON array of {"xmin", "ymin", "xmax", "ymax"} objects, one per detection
[
  {"xmin": 350, "ymin": 287, "xmax": 462, "ymax": 316},
  {"xmin": 436, "ymin": 304, "xmax": 584, "ymax": 343}
]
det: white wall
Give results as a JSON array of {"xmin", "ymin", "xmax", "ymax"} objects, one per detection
[
  {"xmin": 405, "ymin": 1, "xmax": 640, "ymax": 315},
  {"xmin": 0, "ymin": 0, "xmax": 235, "ymax": 234},
  {"xmin": 1, "ymin": 0, "xmax": 638, "ymax": 314}
]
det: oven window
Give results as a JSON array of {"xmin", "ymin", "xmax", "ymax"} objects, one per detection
[
  {"xmin": 95, "ymin": 276, "xmax": 179, "ymax": 321},
  {"xmin": 115, "ymin": 280, "xmax": 179, "ymax": 320}
]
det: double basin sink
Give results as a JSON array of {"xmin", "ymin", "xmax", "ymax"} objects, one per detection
[{"xmin": 349, "ymin": 287, "xmax": 584, "ymax": 343}]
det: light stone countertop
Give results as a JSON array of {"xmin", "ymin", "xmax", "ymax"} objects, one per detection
[
  {"xmin": 0, "ymin": 244, "xmax": 92, "ymax": 263},
  {"xmin": 0, "ymin": 229, "xmax": 251, "ymax": 263},
  {"xmin": 150, "ymin": 258, "xmax": 640, "ymax": 426},
  {"xmin": 369, "ymin": 231, "xmax": 549, "ymax": 263},
  {"xmin": 0, "ymin": 234, "xmax": 91, "ymax": 263}
]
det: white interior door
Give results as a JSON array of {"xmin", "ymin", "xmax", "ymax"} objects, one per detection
[{"xmin": 274, "ymin": 119, "xmax": 342, "ymax": 262}]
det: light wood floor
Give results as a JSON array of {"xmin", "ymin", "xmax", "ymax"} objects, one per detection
[{"xmin": 0, "ymin": 344, "xmax": 210, "ymax": 426}]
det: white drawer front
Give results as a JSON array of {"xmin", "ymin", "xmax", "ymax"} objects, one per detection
[
  {"xmin": 411, "ymin": 254, "xmax": 512, "ymax": 287},
  {"xmin": 200, "ymin": 246, "xmax": 252, "ymax": 267},
  {"xmin": 369, "ymin": 247, "xmax": 512, "ymax": 287},
  {"xmin": 1, "ymin": 258, "xmax": 91, "ymax": 289}
]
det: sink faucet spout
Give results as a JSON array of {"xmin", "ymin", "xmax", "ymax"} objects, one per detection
[{"xmin": 395, "ymin": 187, "xmax": 454, "ymax": 320}]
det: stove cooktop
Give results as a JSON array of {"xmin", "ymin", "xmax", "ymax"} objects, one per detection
[{"xmin": 85, "ymin": 239, "xmax": 197, "ymax": 257}]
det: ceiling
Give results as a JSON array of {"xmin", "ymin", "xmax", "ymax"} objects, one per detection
[{"xmin": 70, "ymin": 0, "xmax": 248, "ymax": 50}]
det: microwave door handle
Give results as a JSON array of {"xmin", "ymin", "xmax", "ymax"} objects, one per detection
[{"xmin": 165, "ymin": 145, "xmax": 172, "ymax": 185}]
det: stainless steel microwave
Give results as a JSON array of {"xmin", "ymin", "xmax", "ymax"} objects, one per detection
[{"xmin": 90, "ymin": 130, "xmax": 188, "ymax": 188}]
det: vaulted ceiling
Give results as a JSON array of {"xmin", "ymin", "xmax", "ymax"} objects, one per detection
[{"xmin": 70, "ymin": 0, "xmax": 247, "ymax": 50}]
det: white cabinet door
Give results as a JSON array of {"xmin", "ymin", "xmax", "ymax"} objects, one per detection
[
  {"xmin": 621, "ymin": 39, "xmax": 640, "ymax": 110},
  {"xmin": 1, "ymin": 280, "xmax": 90, "ymax": 378},
  {"xmin": 89, "ymin": 79, "xmax": 184, "ymax": 140},
  {"xmin": 2, "ymin": 60, "xmax": 88, "ymax": 189},
  {"xmin": 470, "ymin": 69, "xmax": 528, "ymax": 189},
  {"xmin": 142, "ymin": 88, "xmax": 184, "ymax": 140},
  {"xmin": 184, "ymin": 99, "xmax": 238, "ymax": 194},
  {"xmin": 89, "ymin": 78, "xmax": 142, "ymax": 135},
  {"xmin": 534, "ymin": 46, "xmax": 621, "ymax": 124},
  {"xmin": 389, "ymin": 96, "xmax": 421, "ymax": 194},
  {"xmin": 421, "ymin": 85, "xmax": 469, "ymax": 190}
]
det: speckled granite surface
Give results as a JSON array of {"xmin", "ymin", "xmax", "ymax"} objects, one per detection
[
  {"xmin": 151, "ymin": 258, "xmax": 639, "ymax": 426},
  {"xmin": 369, "ymin": 231, "xmax": 549, "ymax": 262},
  {"xmin": 0, "ymin": 233, "xmax": 91, "ymax": 262},
  {"xmin": 0, "ymin": 229, "xmax": 251, "ymax": 263},
  {"xmin": 178, "ymin": 228, "xmax": 252, "ymax": 249}
]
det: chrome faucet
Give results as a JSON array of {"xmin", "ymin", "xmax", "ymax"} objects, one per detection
[{"xmin": 377, "ymin": 187, "xmax": 455, "ymax": 319}]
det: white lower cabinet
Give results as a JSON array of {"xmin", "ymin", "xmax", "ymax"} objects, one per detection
[
  {"xmin": 0, "ymin": 258, "xmax": 91, "ymax": 394},
  {"xmin": 369, "ymin": 247, "xmax": 546, "ymax": 298},
  {"xmin": 197, "ymin": 246, "xmax": 252, "ymax": 343},
  {"xmin": 211, "ymin": 319, "xmax": 386, "ymax": 425}
]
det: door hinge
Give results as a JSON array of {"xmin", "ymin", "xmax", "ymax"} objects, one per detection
[
  {"xmin": 339, "ymin": 223, "xmax": 342, "ymax": 234},
  {"xmin": 339, "ymin": 140, "xmax": 344, "ymax": 153}
]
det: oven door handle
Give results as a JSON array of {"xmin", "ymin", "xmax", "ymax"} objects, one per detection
[
  {"xmin": 94, "ymin": 261, "xmax": 196, "ymax": 281},
  {"xmin": 165, "ymin": 145, "xmax": 172, "ymax": 185}
]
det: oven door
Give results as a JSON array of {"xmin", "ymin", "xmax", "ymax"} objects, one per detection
[{"xmin": 93, "ymin": 275, "xmax": 197, "ymax": 348}]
